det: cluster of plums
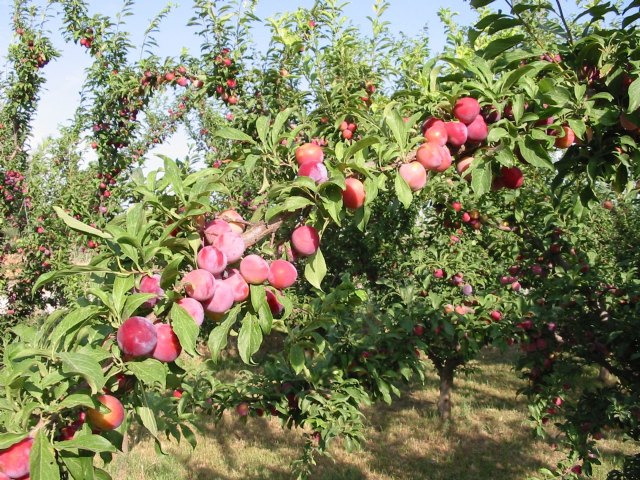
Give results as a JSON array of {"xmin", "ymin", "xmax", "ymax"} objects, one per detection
[
  {"xmin": 294, "ymin": 143, "xmax": 367, "ymax": 210},
  {"xmin": 124, "ymin": 210, "xmax": 323, "ymax": 364},
  {"xmin": 398, "ymin": 96, "xmax": 492, "ymax": 191}
]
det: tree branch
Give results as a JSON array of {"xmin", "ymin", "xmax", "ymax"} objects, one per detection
[
  {"xmin": 554, "ymin": 0, "xmax": 574, "ymax": 46},
  {"xmin": 241, "ymin": 214, "xmax": 289, "ymax": 249}
]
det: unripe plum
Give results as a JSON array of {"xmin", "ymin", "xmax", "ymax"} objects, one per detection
[
  {"xmin": 223, "ymin": 269, "xmax": 250, "ymax": 302},
  {"xmin": 268, "ymin": 260, "xmax": 298, "ymax": 289},
  {"xmin": 298, "ymin": 162, "xmax": 328, "ymax": 184},
  {"xmin": 415, "ymin": 142, "xmax": 442, "ymax": 170},
  {"xmin": 0, "ymin": 437, "xmax": 33, "ymax": 479},
  {"xmin": 87, "ymin": 394, "xmax": 125, "ymax": 431},
  {"xmin": 291, "ymin": 225, "xmax": 320, "ymax": 257},
  {"xmin": 240, "ymin": 255, "xmax": 270, "ymax": 284},
  {"xmin": 183, "ymin": 269, "xmax": 217, "ymax": 301},
  {"xmin": 445, "ymin": 122, "xmax": 468, "ymax": 147},
  {"xmin": 211, "ymin": 231, "xmax": 246, "ymax": 263},
  {"xmin": 202, "ymin": 281, "xmax": 235, "ymax": 316},
  {"xmin": 423, "ymin": 120, "xmax": 448, "ymax": 146},
  {"xmin": 453, "ymin": 97, "xmax": 481, "ymax": 125},
  {"xmin": 295, "ymin": 143, "xmax": 324, "ymax": 165},
  {"xmin": 466, "ymin": 115, "xmax": 488, "ymax": 142},
  {"xmin": 266, "ymin": 290, "xmax": 284, "ymax": 315},
  {"xmin": 342, "ymin": 177, "xmax": 365, "ymax": 209},
  {"xmin": 399, "ymin": 162, "xmax": 427, "ymax": 191},
  {"xmin": 197, "ymin": 246, "xmax": 228, "ymax": 275},
  {"xmin": 152, "ymin": 324, "xmax": 182, "ymax": 362},
  {"xmin": 138, "ymin": 274, "xmax": 164, "ymax": 308},
  {"xmin": 176, "ymin": 297, "xmax": 204, "ymax": 326},
  {"xmin": 117, "ymin": 316, "xmax": 158, "ymax": 357}
]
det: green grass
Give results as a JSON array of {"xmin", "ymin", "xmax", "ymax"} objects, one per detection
[{"xmin": 106, "ymin": 349, "xmax": 635, "ymax": 479}]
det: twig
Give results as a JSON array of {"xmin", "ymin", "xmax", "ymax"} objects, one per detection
[{"xmin": 554, "ymin": 0, "xmax": 574, "ymax": 46}]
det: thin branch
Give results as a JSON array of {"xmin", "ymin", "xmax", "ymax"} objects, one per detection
[{"xmin": 554, "ymin": 0, "xmax": 574, "ymax": 46}]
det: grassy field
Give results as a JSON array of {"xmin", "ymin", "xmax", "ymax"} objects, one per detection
[{"xmin": 107, "ymin": 349, "xmax": 634, "ymax": 480}]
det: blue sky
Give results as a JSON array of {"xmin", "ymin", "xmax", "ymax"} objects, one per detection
[{"xmin": 0, "ymin": 0, "xmax": 577, "ymax": 164}]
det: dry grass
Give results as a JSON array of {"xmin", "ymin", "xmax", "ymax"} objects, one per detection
[{"xmin": 107, "ymin": 349, "xmax": 635, "ymax": 480}]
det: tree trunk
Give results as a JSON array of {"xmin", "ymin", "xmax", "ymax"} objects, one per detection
[{"xmin": 437, "ymin": 361, "xmax": 455, "ymax": 420}]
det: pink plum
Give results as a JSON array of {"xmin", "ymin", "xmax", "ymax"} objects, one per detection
[
  {"xmin": 176, "ymin": 297, "xmax": 205, "ymax": 326},
  {"xmin": 291, "ymin": 225, "xmax": 320, "ymax": 257},
  {"xmin": 183, "ymin": 269, "xmax": 216, "ymax": 301},
  {"xmin": 152, "ymin": 323, "xmax": 182, "ymax": 362},
  {"xmin": 240, "ymin": 255, "xmax": 270, "ymax": 284},
  {"xmin": 268, "ymin": 260, "xmax": 298, "ymax": 289},
  {"xmin": 117, "ymin": 316, "xmax": 158, "ymax": 357},
  {"xmin": 197, "ymin": 246, "xmax": 228, "ymax": 275}
]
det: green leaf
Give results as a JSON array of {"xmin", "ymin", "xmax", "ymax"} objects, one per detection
[
  {"xmin": 237, "ymin": 315, "xmax": 263, "ymax": 365},
  {"xmin": 304, "ymin": 249, "xmax": 327, "ymax": 291},
  {"xmin": 471, "ymin": 0, "xmax": 495, "ymax": 7},
  {"xmin": 161, "ymin": 156, "xmax": 185, "ymax": 200},
  {"xmin": 55, "ymin": 434, "xmax": 117, "ymax": 453},
  {"xmin": 344, "ymin": 136, "xmax": 380, "ymax": 161},
  {"xmin": 59, "ymin": 352, "xmax": 106, "ymax": 394},
  {"xmin": 58, "ymin": 393, "xmax": 96, "ymax": 410},
  {"xmin": 384, "ymin": 105, "xmax": 408, "ymax": 152},
  {"xmin": 60, "ymin": 451, "xmax": 95, "ymax": 480},
  {"xmin": 0, "ymin": 433, "xmax": 28, "ymax": 450},
  {"xmin": 256, "ymin": 116, "xmax": 269, "ymax": 146},
  {"xmin": 137, "ymin": 396, "xmax": 159, "ymax": 439},
  {"xmin": 480, "ymin": 34, "xmax": 525, "ymax": 58},
  {"xmin": 207, "ymin": 306, "xmax": 239, "ymax": 362},
  {"xmin": 394, "ymin": 171, "xmax": 413, "ymax": 209},
  {"xmin": 214, "ymin": 127, "xmax": 256, "ymax": 144},
  {"xmin": 471, "ymin": 160, "xmax": 492, "ymax": 196},
  {"xmin": 121, "ymin": 293, "xmax": 157, "ymax": 323},
  {"xmin": 49, "ymin": 307, "xmax": 99, "ymax": 349},
  {"xmin": 289, "ymin": 344, "xmax": 305, "ymax": 375},
  {"xmin": 160, "ymin": 255, "xmax": 184, "ymax": 289},
  {"xmin": 53, "ymin": 207, "xmax": 112, "ymax": 239},
  {"xmin": 517, "ymin": 138, "xmax": 554, "ymax": 170},
  {"xmin": 31, "ymin": 430, "xmax": 60, "ymax": 480},
  {"xmin": 112, "ymin": 275, "xmax": 134, "ymax": 318},
  {"xmin": 628, "ymin": 77, "xmax": 640, "ymax": 113},
  {"xmin": 170, "ymin": 304, "xmax": 199, "ymax": 357},
  {"xmin": 271, "ymin": 108, "xmax": 293, "ymax": 146},
  {"xmin": 126, "ymin": 359, "xmax": 168, "ymax": 389}
]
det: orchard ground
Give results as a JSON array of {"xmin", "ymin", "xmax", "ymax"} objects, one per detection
[{"xmin": 106, "ymin": 349, "xmax": 634, "ymax": 480}]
